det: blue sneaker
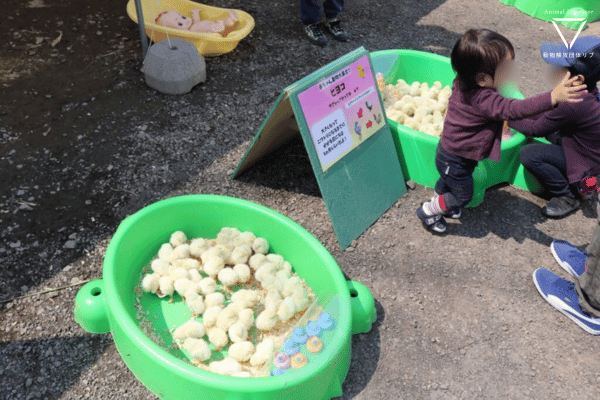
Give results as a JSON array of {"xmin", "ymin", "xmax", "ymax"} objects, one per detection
[
  {"xmin": 550, "ymin": 240, "xmax": 587, "ymax": 277},
  {"xmin": 532, "ymin": 268, "xmax": 600, "ymax": 335}
]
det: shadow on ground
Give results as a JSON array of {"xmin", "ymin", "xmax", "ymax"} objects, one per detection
[{"xmin": 0, "ymin": 334, "xmax": 113, "ymax": 399}]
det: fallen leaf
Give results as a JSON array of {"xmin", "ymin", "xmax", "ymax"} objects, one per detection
[{"xmin": 51, "ymin": 31, "xmax": 62, "ymax": 47}]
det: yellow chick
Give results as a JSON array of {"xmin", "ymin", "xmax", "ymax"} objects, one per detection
[
  {"xmin": 249, "ymin": 338, "xmax": 275, "ymax": 367},
  {"xmin": 228, "ymin": 322, "xmax": 248, "ymax": 343},
  {"xmin": 357, "ymin": 64, "xmax": 366, "ymax": 78},
  {"xmin": 207, "ymin": 327, "xmax": 229, "ymax": 351},
  {"xmin": 169, "ymin": 231, "xmax": 187, "ymax": 247},
  {"xmin": 183, "ymin": 337, "xmax": 211, "ymax": 362},
  {"xmin": 202, "ymin": 306, "xmax": 223, "ymax": 329},
  {"xmin": 255, "ymin": 309, "xmax": 278, "ymax": 331},
  {"xmin": 228, "ymin": 341, "xmax": 255, "ymax": 362},
  {"xmin": 233, "ymin": 264, "xmax": 251, "ymax": 283}
]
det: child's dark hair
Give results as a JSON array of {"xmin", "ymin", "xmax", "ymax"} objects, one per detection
[
  {"xmin": 568, "ymin": 45, "xmax": 600, "ymax": 92},
  {"xmin": 451, "ymin": 29, "xmax": 515, "ymax": 92}
]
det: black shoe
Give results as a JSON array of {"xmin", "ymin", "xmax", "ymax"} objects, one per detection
[
  {"xmin": 304, "ymin": 23, "xmax": 328, "ymax": 46},
  {"xmin": 324, "ymin": 18, "xmax": 350, "ymax": 41},
  {"xmin": 542, "ymin": 196, "xmax": 580, "ymax": 218},
  {"xmin": 446, "ymin": 208, "xmax": 461, "ymax": 219}
]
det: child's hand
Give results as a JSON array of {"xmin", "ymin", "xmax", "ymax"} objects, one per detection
[{"xmin": 551, "ymin": 71, "xmax": 587, "ymax": 105}]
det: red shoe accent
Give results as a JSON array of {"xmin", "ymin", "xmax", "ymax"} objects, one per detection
[{"xmin": 581, "ymin": 177, "xmax": 599, "ymax": 194}]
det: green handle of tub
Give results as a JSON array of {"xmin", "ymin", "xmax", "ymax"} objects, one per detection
[
  {"xmin": 74, "ymin": 279, "xmax": 111, "ymax": 334},
  {"xmin": 347, "ymin": 280, "xmax": 377, "ymax": 335}
]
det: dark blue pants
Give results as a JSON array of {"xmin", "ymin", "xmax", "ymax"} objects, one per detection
[
  {"xmin": 299, "ymin": 0, "xmax": 345, "ymax": 26},
  {"xmin": 519, "ymin": 143, "xmax": 574, "ymax": 198},
  {"xmin": 434, "ymin": 144, "xmax": 478, "ymax": 211}
]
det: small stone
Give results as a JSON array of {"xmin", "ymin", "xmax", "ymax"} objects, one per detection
[
  {"xmin": 21, "ymin": 285, "xmax": 28, "ymax": 292},
  {"xmin": 63, "ymin": 240, "xmax": 77, "ymax": 249},
  {"xmin": 346, "ymin": 246, "xmax": 355, "ymax": 252},
  {"xmin": 25, "ymin": 378, "xmax": 33, "ymax": 387},
  {"xmin": 85, "ymin": 200, "xmax": 92, "ymax": 205},
  {"xmin": 406, "ymin": 180, "xmax": 416, "ymax": 190}
]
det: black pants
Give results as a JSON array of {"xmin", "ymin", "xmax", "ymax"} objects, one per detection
[
  {"xmin": 519, "ymin": 143, "xmax": 574, "ymax": 198},
  {"xmin": 299, "ymin": 0, "xmax": 345, "ymax": 25},
  {"xmin": 578, "ymin": 221, "xmax": 600, "ymax": 318},
  {"xmin": 434, "ymin": 145, "xmax": 478, "ymax": 211}
]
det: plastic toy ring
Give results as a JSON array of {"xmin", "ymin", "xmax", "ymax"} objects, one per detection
[
  {"xmin": 290, "ymin": 352, "xmax": 308, "ymax": 369},
  {"xmin": 306, "ymin": 336, "xmax": 323, "ymax": 353}
]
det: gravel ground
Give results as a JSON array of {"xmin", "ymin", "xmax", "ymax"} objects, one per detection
[{"xmin": 2, "ymin": 0, "xmax": 600, "ymax": 399}]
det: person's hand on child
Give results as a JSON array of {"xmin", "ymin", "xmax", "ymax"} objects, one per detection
[{"xmin": 551, "ymin": 71, "xmax": 587, "ymax": 105}]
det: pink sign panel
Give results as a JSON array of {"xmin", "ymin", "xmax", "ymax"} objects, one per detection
[{"xmin": 297, "ymin": 54, "xmax": 385, "ymax": 172}]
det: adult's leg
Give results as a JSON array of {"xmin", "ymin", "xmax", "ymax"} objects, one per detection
[
  {"xmin": 322, "ymin": 0, "xmax": 344, "ymax": 20},
  {"xmin": 577, "ymin": 222, "xmax": 600, "ymax": 318},
  {"xmin": 520, "ymin": 143, "xmax": 571, "ymax": 197},
  {"xmin": 299, "ymin": 0, "xmax": 322, "ymax": 25}
]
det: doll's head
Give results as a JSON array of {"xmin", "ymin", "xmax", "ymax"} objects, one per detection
[
  {"xmin": 541, "ymin": 36, "xmax": 600, "ymax": 92},
  {"xmin": 156, "ymin": 10, "xmax": 192, "ymax": 30},
  {"xmin": 451, "ymin": 29, "xmax": 516, "ymax": 92}
]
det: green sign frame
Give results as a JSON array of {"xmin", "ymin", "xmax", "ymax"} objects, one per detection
[{"xmin": 233, "ymin": 47, "xmax": 406, "ymax": 249}]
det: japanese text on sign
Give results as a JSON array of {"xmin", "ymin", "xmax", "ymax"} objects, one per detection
[
  {"xmin": 345, "ymin": 86, "xmax": 375, "ymax": 109},
  {"xmin": 311, "ymin": 109, "xmax": 352, "ymax": 166},
  {"xmin": 318, "ymin": 67, "xmax": 352, "ymax": 90}
]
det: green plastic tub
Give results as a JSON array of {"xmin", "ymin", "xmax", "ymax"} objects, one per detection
[
  {"xmin": 370, "ymin": 49, "xmax": 543, "ymax": 207},
  {"xmin": 74, "ymin": 195, "xmax": 376, "ymax": 400},
  {"xmin": 499, "ymin": 0, "xmax": 600, "ymax": 30}
]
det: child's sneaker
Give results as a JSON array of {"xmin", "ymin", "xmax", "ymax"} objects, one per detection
[
  {"xmin": 542, "ymin": 196, "xmax": 580, "ymax": 218},
  {"xmin": 431, "ymin": 216, "xmax": 447, "ymax": 233},
  {"xmin": 532, "ymin": 268, "xmax": 600, "ymax": 335},
  {"xmin": 550, "ymin": 240, "xmax": 587, "ymax": 277},
  {"xmin": 304, "ymin": 23, "xmax": 328, "ymax": 46},
  {"xmin": 324, "ymin": 18, "xmax": 350, "ymax": 41},
  {"xmin": 416, "ymin": 206, "xmax": 447, "ymax": 233},
  {"xmin": 446, "ymin": 208, "xmax": 461, "ymax": 219}
]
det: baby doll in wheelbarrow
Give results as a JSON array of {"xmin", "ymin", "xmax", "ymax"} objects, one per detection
[{"xmin": 156, "ymin": 9, "xmax": 239, "ymax": 36}]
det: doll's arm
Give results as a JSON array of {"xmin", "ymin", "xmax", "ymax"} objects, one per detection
[{"xmin": 190, "ymin": 9, "xmax": 202, "ymax": 23}]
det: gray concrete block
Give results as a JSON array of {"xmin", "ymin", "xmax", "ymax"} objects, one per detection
[{"xmin": 142, "ymin": 38, "xmax": 206, "ymax": 95}]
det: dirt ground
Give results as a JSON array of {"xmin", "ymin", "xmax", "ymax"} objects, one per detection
[{"xmin": 2, "ymin": 0, "xmax": 600, "ymax": 399}]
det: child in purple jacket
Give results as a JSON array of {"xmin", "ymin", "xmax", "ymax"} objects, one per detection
[
  {"xmin": 509, "ymin": 36, "xmax": 600, "ymax": 218},
  {"xmin": 416, "ymin": 29, "xmax": 586, "ymax": 233}
]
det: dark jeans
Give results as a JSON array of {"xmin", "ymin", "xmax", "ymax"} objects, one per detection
[
  {"xmin": 299, "ymin": 0, "xmax": 345, "ymax": 26},
  {"xmin": 578, "ymin": 221, "xmax": 600, "ymax": 318},
  {"xmin": 434, "ymin": 144, "xmax": 478, "ymax": 212},
  {"xmin": 519, "ymin": 143, "xmax": 574, "ymax": 198}
]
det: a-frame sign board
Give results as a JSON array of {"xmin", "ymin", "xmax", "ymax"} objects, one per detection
[{"xmin": 232, "ymin": 47, "xmax": 406, "ymax": 249}]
